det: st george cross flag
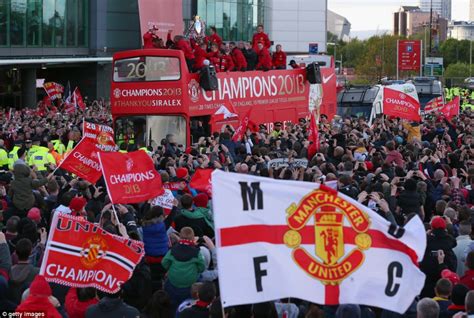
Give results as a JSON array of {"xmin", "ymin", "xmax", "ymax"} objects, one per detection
[
  {"xmin": 40, "ymin": 213, "xmax": 144, "ymax": 293},
  {"xmin": 383, "ymin": 87, "xmax": 421, "ymax": 122},
  {"xmin": 232, "ymin": 108, "xmax": 252, "ymax": 142},
  {"xmin": 98, "ymin": 150, "xmax": 164, "ymax": 204},
  {"xmin": 57, "ymin": 138, "xmax": 102, "ymax": 184},
  {"xmin": 212, "ymin": 171, "xmax": 426, "ymax": 313},
  {"xmin": 83, "ymin": 120, "xmax": 118, "ymax": 152}
]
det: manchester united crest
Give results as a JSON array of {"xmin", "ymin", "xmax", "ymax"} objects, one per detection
[
  {"xmin": 188, "ymin": 79, "xmax": 200, "ymax": 103},
  {"xmin": 80, "ymin": 235, "xmax": 108, "ymax": 268},
  {"xmin": 284, "ymin": 188, "xmax": 372, "ymax": 285}
]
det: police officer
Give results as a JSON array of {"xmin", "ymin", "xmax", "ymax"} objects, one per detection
[
  {"xmin": 0, "ymin": 139, "xmax": 8, "ymax": 170},
  {"xmin": 28, "ymin": 140, "xmax": 55, "ymax": 173},
  {"xmin": 8, "ymin": 144, "xmax": 20, "ymax": 170}
]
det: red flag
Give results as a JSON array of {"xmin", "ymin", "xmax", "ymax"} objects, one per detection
[
  {"xmin": 424, "ymin": 96, "xmax": 444, "ymax": 114},
  {"xmin": 383, "ymin": 87, "xmax": 421, "ymax": 122},
  {"xmin": 98, "ymin": 151, "xmax": 164, "ymax": 204},
  {"xmin": 57, "ymin": 139, "xmax": 102, "ymax": 184},
  {"xmin": 232, "ymin": 108, "xmax": 252, "ymax": 142},
  {"xmin": 307, "ymin": 112, "xmax": 319, "ymax": 159},
  {"xmin": 189, "ymin": 168, "xmax": 213, "ymax": 197},
  {"xmin": 43, "ymin": 82, "xmax": 64, "ymax": 100},
  {"xmin": 74, "ymin": 87, "xmax": 86, "ymax": 111},
  {"xmin": 83, "ymin": 120, "xmax": 118, "ymax": 152},
  {"xmin": 40, "ymin": 213, "xmax": 144, "ymax": 293},
  {"xmin": 441, "ymin": 96, "xmax": 460, "ymax": 119}
]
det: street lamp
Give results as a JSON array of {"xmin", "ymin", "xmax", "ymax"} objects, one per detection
[{"xmin": 327, "ymin": 42, "xmax": 342, "ymax": 74}]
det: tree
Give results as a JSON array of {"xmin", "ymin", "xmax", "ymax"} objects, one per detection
[{"xmin": 444, "ymin": 62, "xmax": 470, "ymax": 78}]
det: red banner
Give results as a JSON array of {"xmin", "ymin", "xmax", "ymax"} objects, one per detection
[
  {"xmin": 383, "ymin": 87, "xmax": 421, "ymax": 122},
  {"xmin": 57, "ymin": 139, "xmax": 102, "ymax": 184},
  {"xmin": 74, "ymin": 87, "xmax": 86, "ymax": 111},
  {"xmin": 43, "ymin": 82, "xmax": 64, "ymax": 100},
  {"xmin": 138, "ymin": 0, "xmax": 183, "ymax": 42},
  {"xmin": 398, "ymin": 40, "xmax": 421, "ymax": 72},
  {"xmin": 98, "ymin": 151, "xmax": 164, "ymax": 204},
  {"xmin": 307, "ymin": 112, "xmax": 319, "ymax": 160},
  {"xmin": 189, "ymin": 169, "xmax": 213, "ymax": 197},
  {"xmin": 83, "ymin": 121, "xmax": 118, "ymax": 152},
  {"xmin": 40, "ymin": 213, "xmax": 144, "ymax": 293},
  {"xmin": 441, "ymin": 96, "xmax": 460, "ymax": 119},
  {"xmin": 163, "ymin": 181, "xmax": 186, "ymax": 191},
  {"xmin": 232, "ymin": 108, "xmax": 252, "ymax": 142},
  {"xmin": 320, "ymin": 67, "xmax": 337, "ymax": 120}
]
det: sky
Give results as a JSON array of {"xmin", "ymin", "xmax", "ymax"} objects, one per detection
[{"xmin": 328, "ymin": 0, "xmax": 469, "ymax": 33}]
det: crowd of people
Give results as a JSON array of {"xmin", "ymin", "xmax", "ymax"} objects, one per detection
[
  {"xmin": 142, "ymin": 24, "xmax": 292, "ymax": 73},
  {"xmin": 1, "ymin": 96, "xmax": 474, "ymax": 317}
]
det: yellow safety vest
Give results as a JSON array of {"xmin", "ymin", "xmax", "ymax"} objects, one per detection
[
  {"xmin": 28, "ymin": 147, "xmax": 55, "ymax": 171},
  {"xmin": 0, "ymin": 148, "xmax": 8, "ymax": 168},
  {"xmin": 52, "ymin": 139, "xmax": 66, "ymax": 155},
  {"xmin": 119, "ymin": 150, "xmax": 128, "ymax": 153},
  {"xmin": 66, "ymin": 140, "xmax": 75, "ymax": 152},
  {"xmin": 8, "ymin": 146, "xmax": 19, "ymax": 170}
]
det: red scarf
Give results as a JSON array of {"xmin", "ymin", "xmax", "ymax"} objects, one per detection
[
  {"xmin": 196, "ymin": 300, "xmax": 212, "ymax": 308},
  {"xmin": 447, "ymin": 304, "xmax": 465, "ymax": 310},
  {"xmin": 179, "ymin": 239, "xmax": 195, "ymax": 246}
]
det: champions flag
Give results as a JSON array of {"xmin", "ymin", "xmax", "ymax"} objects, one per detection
[
  {"xmin": 98, "ymin": 150, "xmax": 164, "ymax": 204},
  {"xmin": 57, "ymin": 138, "xmax": 102, "ymax": 184},
  {"xmin": 424, "ymin": 96, "xmax": 444, "ymax": 114},
  {"xmin": 40, "ymin": 213, "xmax": 144, "ymax": 293},
  {"xmin": 189, "ymin": 168, "xmax": 213, "ymax": 197},
  {"xmin": 383, "ymin": 87, "xmax": 421, "ymax": 122},
  {"xmin": 212, "ymin": 171, "xmax": 426, "ymax": 313},
  {"xmin": 83, "ymin": 120, "xmax": 118, "ymax": 152},
  {"xmin": 441, "ymin": 96, "xmax": 460, "ymax": 119}
]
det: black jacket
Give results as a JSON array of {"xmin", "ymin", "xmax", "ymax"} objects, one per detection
[
  {"xmin": 178, "ymin": 305, "xmax": 209, "ymax": 318},
  {"xmin": 242, "ymin": 48, "xmax": 258, "ymax": 71},
  {"xmin": 420, "ymin": 229, "xmax": 457, "ymax": 298},
  {"xmin": 85, "ymin": 297, "xmax": 140, "ymax": 318},
  {"xmin": 174, "ymin": 211, "xmax": 214, "ymax": 238},
  {"xmin": 397, "ymin": 190, "xmax": 423, "ymax": 216}
]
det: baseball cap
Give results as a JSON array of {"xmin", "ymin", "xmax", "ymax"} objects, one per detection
[
  {"xmin": 27, "ymin": 207, "xmax": 41, "ymax": 223},
  {"xmin": 441, "ymin": 269, "xmax": 460, "ymax": 285},
  {"xmin": 69, "ymin": 197, "xmax": 87, "ymax": 216}
]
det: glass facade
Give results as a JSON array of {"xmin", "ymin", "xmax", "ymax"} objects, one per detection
[
  {"xmin": 197, "ymin": 0, "xmax": 265, "ymax": 42},
  {"xmin": 1, "ymin": 0, "xmax": 88, "ymax": 47}
]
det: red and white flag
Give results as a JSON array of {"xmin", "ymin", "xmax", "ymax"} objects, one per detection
[
  {"xmin": 383, "ymin": 87, "xmax": 421, "ymax": 122},
  {"xmin": 43, "ymin": 82, "xmax": 64, "ymax": 100},
  {"xmin": 83, "ymin": 120, "xmax": 118, "ymax": 152},
  {"xmin": 57, "ymin": 138, "xmax": 102, "ymax": 184},
  {"xmin": 307, "ymin": 111, "xmax": 319, "ymax": 160},
  {"xmin": 424, "ymin": 96, "xmax": 444, "ymax": 114},
  {"xmin": 211, "ymin": 105, "xmax": 238, "ymax": 122},
  {"xmin": 213, "ymin": 171, "xmax": 426, "ymax": 313},
  {"xmin": 232, "ymin": 108, "xmax": 252, "ymax": 142},
  {"xmin": 441, "ymin": 96, "xmax": 460, "ymax": 119},
  {"xmin": 74, "ymin": 87, "xmax": 86, "ymax": 111},
  {"xmin": 98, "ymin": 150, "xmax": 164, "ymax": 204},
  {"xmin": 190, "ymin": 168, "xmax": 213, "ymax": 197},
  {"xmin": 40, "ymin": 213, "xmax": 144, "ymax": 293}
]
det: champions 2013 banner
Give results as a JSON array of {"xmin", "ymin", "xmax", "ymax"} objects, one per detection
[
  {"xmin": 40, "ymin": 213, "xmax": 144, "ymax": 293},
  {"xmin": 212, "ymin": 171, "xmax": 426, "ymax": 313}
]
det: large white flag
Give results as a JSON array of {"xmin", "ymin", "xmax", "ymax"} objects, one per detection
[{"xmin": 212, "ymin": 170, "xmax": 426, "ymax": 313}]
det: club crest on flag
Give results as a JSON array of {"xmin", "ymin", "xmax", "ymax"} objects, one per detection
[
  {"xmin": 126, "ymin": 158, "xmax": 134, "ymax": 172},
  {"xmin": 80, "ymin": 235, "xmax": 108, "ymax": 269},
  {"xmin": 284, "ymin": 188, "xmax": 371, "ymax": 284}
]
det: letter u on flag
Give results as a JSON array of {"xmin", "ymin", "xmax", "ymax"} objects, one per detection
[
  {"xmin": 212, "ymin": 170, "xmax": 426, "ymax": 313},
  {"xmin": 57, "ymin": 138, "xmax": 102, "ymax": 184},
  {"xmin": 98, "ymin": 150, "xmax": 164, "ymax": 204},
  {"xmin": 40, "ymin": 213, "xmax": 144, "ymax": 293}
]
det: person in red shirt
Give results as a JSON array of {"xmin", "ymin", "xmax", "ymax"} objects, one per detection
[
  {"xmin": 289, "ymin": 59, "xmax": 300, "ymax": 69},
  {"xmin": 207, "ymin": 43, "xmax": 221, "ymax": 71},
  {"xmin": 256, "ymin": 42, "xmax": 272, "ymax": 71},
  {"xmin": 193, "ymin": 40, "xmax": 208, "ymax": 72},
  {"xmin": 143, "ymin": 26, "xmax": 158, "ymax": 49},
  {"xmin": 206, "ymin": 26, "xmax": 223, "ymax": 49},
  {"xmin": 461, "ymin": 251, "xmax": 474, "ymax": 290},
  {"xmin": 229, "ymin": 42, "xmax": 247, "ymax": 72},
  {"xmin": 168, "ymin": 31, "xmax": 195, "ymax": 71},
  {"xmin": 218, "ymin": 44, "xmax": 235, "ymax": 72},
  {"xmin": 252, "ymin": 24, "xmax": 271, "ymax": 52},
  {"xmin": 272, "ymin": 44, "xmax": 287, "ymax": 70}
]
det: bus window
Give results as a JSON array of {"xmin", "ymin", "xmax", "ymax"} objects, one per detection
[
  {"xmin": 115, "ymin": 115, "xmax": 187, "ymax": 149},
  {"xmin": 113, "ymin": 56, "xmax": 181, "ymax": 82}
]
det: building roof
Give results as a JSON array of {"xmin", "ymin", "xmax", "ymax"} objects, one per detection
[{"xmin": 401, "ymin": 6, "xmax": 421, "ymax": 12}]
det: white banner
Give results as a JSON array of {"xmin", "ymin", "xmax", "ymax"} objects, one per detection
[
  {"xmin": 212, "ymin": 171, "xmax": 426, "ymax": 313},
  {"xmin": 150, "ymin": 189, "xmax": 175, "ymax": 209},
  {"xmin": 267, "ymin": 158, "xmax": 308, "ymax": 169}
]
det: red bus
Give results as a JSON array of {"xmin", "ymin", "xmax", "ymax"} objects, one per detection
[{"xmin": 111, "ymin": 49, "xmax": 336, "ymax": 147}]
